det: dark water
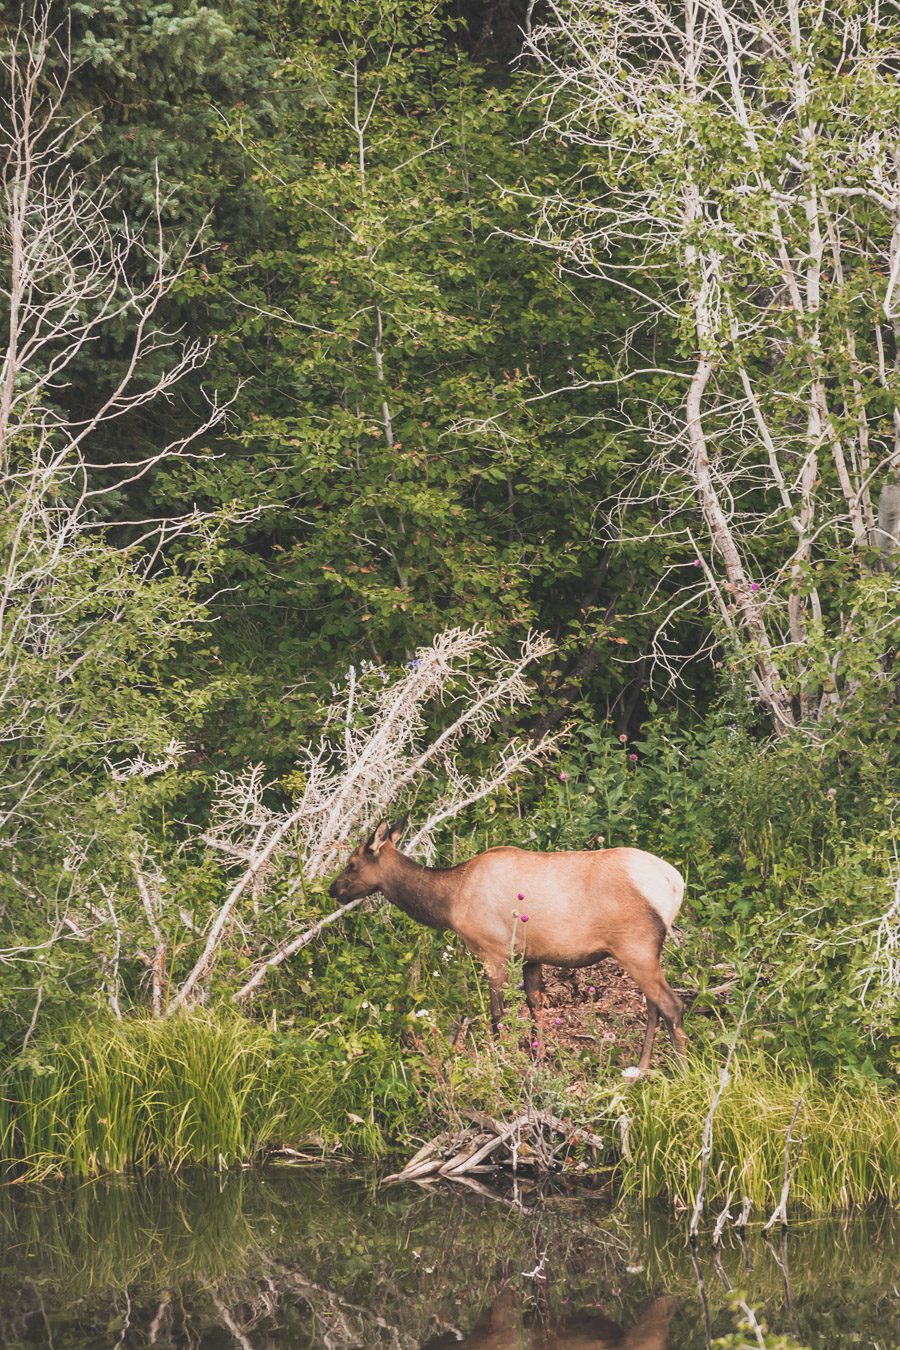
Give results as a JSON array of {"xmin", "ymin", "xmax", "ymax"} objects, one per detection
[{"xmin": 0, "ymin": 1167, "xmax": 897, "ymax": 1348}]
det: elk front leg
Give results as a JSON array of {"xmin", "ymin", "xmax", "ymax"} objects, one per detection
[
  {"xmin": 523, "ymin": 960, "xmax": 544, "ymax": 1056},
  {"xmin": 487, "ymin": 970, "xmax": 506, "ymax": 1034}
]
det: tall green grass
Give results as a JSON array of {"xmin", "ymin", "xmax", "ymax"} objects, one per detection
[
  {"xmin": 1, "ymin": 1014, "xmax": 286, "ymax": 1178},
  {"xmin": 0, "ymin": 1011, "xmax": 421, "ymax": 1178},
  {"xmin": 584, "ymin": 1054, "xmax": 899, "ymax": 1212}
]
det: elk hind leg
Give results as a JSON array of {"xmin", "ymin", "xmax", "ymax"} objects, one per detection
[
  {"xmin": 616, "ymin": 940, "xmax": 686, "ymax": 1070},
  {"xmin": 636, "ymin": 999, "xmax": 660, "ymax": 1074},
  {"xmin": 644, "ymin": 971, "xmax": 685, "ymax": 1060}
]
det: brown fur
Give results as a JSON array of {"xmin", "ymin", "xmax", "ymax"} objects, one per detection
[{"xmin": 329, "ymin": 821, "xmax": 686, "ymax": 1071}]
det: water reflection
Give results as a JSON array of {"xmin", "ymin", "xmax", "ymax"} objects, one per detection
[
  {"xmin": 0, "ymin": 1168, "xmax": 896, "ymax": 1348},
  {"xmin": 425, "ymin": 1292, "xmax": 677, "ymax": 1348}
]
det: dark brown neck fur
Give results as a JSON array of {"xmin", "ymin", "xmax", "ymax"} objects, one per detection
[{"xmin": 378, "ymin": 845, "xmax": 459, "ymax": 930}]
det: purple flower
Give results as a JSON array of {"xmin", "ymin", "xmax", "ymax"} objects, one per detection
[
  {"xmin": 517, "ymin": 892, "xmax": 525, "ymax": 901},
  {"xmin": 531, "ymin": 1040, "xmax": 540, "ymax": 1050},
  {"xmin": 629, "ymin": 752, "xmax": 638, "ymax": 762},
  {"xmin": 588, "ymin": 985, "xmax": 596, "ymax": 994},
  {"xmin": 520, "ymin": 914, "xmax": 529, "ymax": 923},
  {"xmin": 555, "ymin": 1017, "xmax": 563, "ymax": 1025},
  {"xmin": 559, "ymin": 770, "xmax": 570, "ymax": 782},
  {"xmin": 750, "ymin": 582, "xmax": 759, "ymax": 592},
  {"xmin": 693, "ymin": 558, "xmax": 702, "ymax": 567}
]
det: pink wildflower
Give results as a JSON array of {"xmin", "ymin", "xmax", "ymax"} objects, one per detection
[
  {"xmin": 520, "ymin": 914, "xmax": 529, "ymax": 923},
  {"xmin": 559, "ymin": 770, "xmax": 570, "ymax": 782},
  {"xmin": 618, "ymin": 733, "xmax": 628, "ymax": 743},
  {"xmin": 629, "ymin": 752, "xmax": 638, "ymax": 762},
  {"xmin": 517, "ymin": 892, "xmax": 525, "ymax": 901}
]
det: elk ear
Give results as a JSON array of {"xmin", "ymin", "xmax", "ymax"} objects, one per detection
[
  {"xmin": 366, "ymin": 820, "xmax": 391, "ymax": 854},
  {"xmin": 388, "ymin": 814, "xmax": 409, "ymax": 846}
]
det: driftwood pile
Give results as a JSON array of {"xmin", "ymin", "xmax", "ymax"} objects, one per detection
[{"xmin": 383, "ymin": 1109, "xmax": 605, "ymax": 1186}]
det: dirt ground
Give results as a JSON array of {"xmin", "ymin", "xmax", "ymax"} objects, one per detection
[
  {"xmin": 536, "ymin": 961, "xmax": 651, "ymax": 1067},
  {"xmin": 440, "ymin": 959, "xmax": 694, "ymax": 1072}
]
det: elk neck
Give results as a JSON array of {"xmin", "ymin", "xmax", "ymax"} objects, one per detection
[{"xmin": 377, "ymin": 845, "xmax": 459, "ymax": 930}]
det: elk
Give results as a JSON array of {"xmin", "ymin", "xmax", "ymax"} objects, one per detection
[{"xmin": 328, "ymin": 819, "xmax": 686, "ymax": 1073}]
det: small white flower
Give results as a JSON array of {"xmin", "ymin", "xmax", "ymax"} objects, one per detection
[{"xmin": 414, "ymin": 1008, "xmax": 432, "ymax": 1019}]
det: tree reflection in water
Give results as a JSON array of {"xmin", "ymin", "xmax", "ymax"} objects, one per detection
[{"xmin": 0, "ymin": 1168, "xmax": 895, "ymax": 1347}]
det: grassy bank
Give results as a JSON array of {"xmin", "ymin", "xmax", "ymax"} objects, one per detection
[{"xmin": 2, "ymin": 1013, "xmax": 896, "ymax": 1213}]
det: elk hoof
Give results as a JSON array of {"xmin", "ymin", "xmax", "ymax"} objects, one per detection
[{"xmin": 621, "ymin": 1065, "xmax": 644, "ymax": 1081}]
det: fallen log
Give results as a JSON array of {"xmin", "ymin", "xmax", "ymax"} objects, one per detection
[
  {"xmin": 383, "ymin": 1109, "xmax": 604, "ymax": 1185},
  {"xmin": 529, "ymin": 1109, "xmax": 605, "ymax": 1152},
  {"xmin": 438, "ymin": 1132, "xmax": 494, "ymax": 1176},
  {"xmin": 443, "ymin": 1116, "xmax": 532, "ymax": 1175}
]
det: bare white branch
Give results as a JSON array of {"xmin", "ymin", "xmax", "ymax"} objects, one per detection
[{"xmin": 0, "ymin": 3, "xmax": 235, "ymax": 838}]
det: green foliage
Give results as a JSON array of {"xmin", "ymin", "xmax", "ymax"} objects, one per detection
[
  {"xmin": 151, "ymin": 0, "xmax": 697, "ymax": 767},
  {"xmin": 393, "ymin": 1015, "xmax": 898, "ymax": 1212},
  {"xmin": 613, "ymin": 1053, "xmax": 899, "ymax": 1212},
  {"xmin": 527, "ymin": 0, "xmax": 899, "ymax": 736},
  {"xmin": 3, "ymin": 702, "xmax": 895, "ymax": 1174},
  {"xmin": 714, "ymin": 1306, "xmax": 812, "ymax": 1350}
]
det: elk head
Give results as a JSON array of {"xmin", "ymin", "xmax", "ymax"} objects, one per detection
[{"xmin": 328, "ymin": 818, "xmax": 407, "ymax": 902}]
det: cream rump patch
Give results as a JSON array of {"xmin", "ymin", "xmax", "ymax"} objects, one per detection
[{"xmin": 618, "ymin": 848, "xmax": 684, "ymax": 930}]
